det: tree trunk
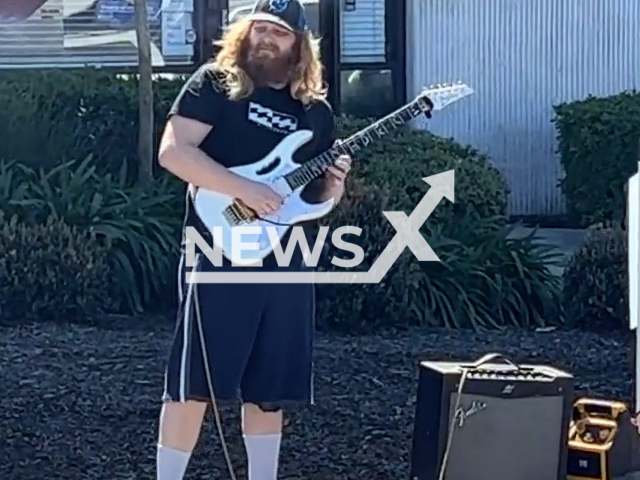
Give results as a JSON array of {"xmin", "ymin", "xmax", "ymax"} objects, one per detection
[{"xmin": 135, "ymin": 0, "xmax": 154, "ymax": 185}]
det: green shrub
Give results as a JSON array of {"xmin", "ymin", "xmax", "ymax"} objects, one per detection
[
  {"xmin": 562, "ymin": 223, "xmax": 628, "ymax": 331},
  {"xmin": 0, "ymin": 215, "xmax": 113, "ymax": 325},
  {"xmin": 0, "ymin": 69, "xmax": 563, "ymax": 332},
  {"xmin": 310, "ymin": 116, "xmax": 554, "ymax": 333},
  {"xmin": 313, "ymin": 177, "xmax": 563, "ymax": 333},
  {"xmin": 0, "ymin": 68, "xmax": 185, "ymax": 183},
  {"xmin": 0, "ymin": 69, "xmax": 508, "ymax": 217},
  {"xmin": 0, "ymin": 70, "xmax": 507, "ymax": 228},
  {"xmin": 0, "ymin": 157, "xmax": 182, "ymax": 314},
  {"xmin": 335, "ymin": 115, "xmax": 509, "ymax": 228},
  {"xmin": 553, "ymin": 90, "xmax": 640, "ymax": 226}
]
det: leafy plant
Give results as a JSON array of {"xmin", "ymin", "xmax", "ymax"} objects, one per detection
[
  {"xmin": 0, "ymin": 214, "xmax": 113, "ymax": 325},
  {"xmin": 0, "ymin": 157, "xmax": 183, "ymax": 313},
  {"xmin": 0, "ymin": 68, "xmax": 187, "ymax": 184},
  {"xmin": 312, "ymin": 177, "xmax": 563, "ymax": 333},
  {"xmin": 0, "ymin": 69, "xmax": 565, "ymax": 332},
  {"xmin": 414, "ymin": 223, "xmax": 563, "ymax": 330},
  {"xmin": 562, "ymin": 223, "xmax": 628, "ymax": 331},
  {"xmin": 335, "ymin": 115, "xmax": 509, "ymax": 228},
  {"xmin": 552, "ymin": 90, "xmax": 640, "ymax": 225}
]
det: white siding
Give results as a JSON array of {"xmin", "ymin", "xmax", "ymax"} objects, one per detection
[
  {"xmin": 341, "ymin": 0, "xmax": 385, "ymax": 63},
  {"xmin": 406, "ymin": 0, "xmax": 640, "ymax": 216},
  {"xmin": 0, "ymin": 0, "xmax": 195, "ymax": 69}
]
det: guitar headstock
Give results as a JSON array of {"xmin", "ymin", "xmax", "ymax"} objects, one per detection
[{"xmin": 416, "ymin": 82, "xmax": 475, "ymax": 114}]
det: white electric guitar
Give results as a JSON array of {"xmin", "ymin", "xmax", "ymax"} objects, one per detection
[{"xmin": 193, "ymin": 82, "xmax": 474, "ymax": 266}]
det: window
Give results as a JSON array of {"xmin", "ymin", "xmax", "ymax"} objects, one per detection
[
  {"xmin": 0, "ymin": 0, "xmax": 196, "ymax": 69},
  {"xmin": 340, "ymin": 68, "xmax": 395, "ymax": 118},
  {"xmin": 340, "ymin": 0, "xmax": 385, "ymax": 63},
  {"xmin": 0, "ymin": 0, "xmax": 197, "ymax": 68}
]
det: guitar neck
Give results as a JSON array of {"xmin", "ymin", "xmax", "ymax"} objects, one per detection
[{"xmin": 284, "ymin": 96, "xmax": 432, "ymax": 190}]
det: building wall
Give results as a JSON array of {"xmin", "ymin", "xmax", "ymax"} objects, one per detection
[{"xmin": 405, "ymin": 0, "xmax": 640, "ymax": 216}]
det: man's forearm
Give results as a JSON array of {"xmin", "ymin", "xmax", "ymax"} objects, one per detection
[{"xmin": 159, "ymin": 143, "xmax": 248, "ymax": 198}]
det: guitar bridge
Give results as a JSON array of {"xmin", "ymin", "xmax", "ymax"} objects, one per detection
[{"xmin": 223, "ymin": 200, "xmax": 256, "ymax": 225}]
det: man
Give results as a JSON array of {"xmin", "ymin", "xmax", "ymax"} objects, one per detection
[{"xmin": 156, "ymin": 1, "xmax": 352, "ymax": 480}]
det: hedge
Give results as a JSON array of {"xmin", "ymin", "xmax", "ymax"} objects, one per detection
[
  {"xmin": 0, "ymin": 214, "xmax": 113, "ymax": 326},
  {"xmin": 316, "ymin": 118, "xmax": 564, "ymax": 331},
  {"xmin": 553, "ymin": 90, "xmax": 640, "ymax": 226},
  {"xmin": 0, "ymin": 68, "xmax": 186, "ymax": 183},
  {"xmin": 562, "ymin": 223, "xmax": 628, "ymax": 332},
  {"xmin": 0, "ymin": 156, "xmax": 182, "ymax": 315},
  {"xmin": 0, "ymin": 68, "xmax": 564, "ymax": 331}
]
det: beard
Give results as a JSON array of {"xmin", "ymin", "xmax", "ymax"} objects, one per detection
[{"xmin": 241, "ymin": 41, "xmax": 295, "ymax": 86}]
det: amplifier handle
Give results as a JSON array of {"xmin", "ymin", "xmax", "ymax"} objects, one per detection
[{"xmin": 466, "ymin": 352, "xmax": 523, "ymax": 371}]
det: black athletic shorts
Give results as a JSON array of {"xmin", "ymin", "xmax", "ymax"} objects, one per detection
[{"xmin": 162, "ymin": 250, "xmax": 316, "ymax": 409}]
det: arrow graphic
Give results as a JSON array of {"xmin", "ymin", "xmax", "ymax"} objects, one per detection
[
  {"xmin": 366, "ymin": 169, "xmax": 454, "ymax": 283},
  {"xmin": 186, "ymin": 170, "xmax": 455, "ymax": 284}
]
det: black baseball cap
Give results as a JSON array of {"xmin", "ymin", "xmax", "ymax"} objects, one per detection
[{"xmin": 248, "ymin": 0, "xmax": 307, "ymax": 33}]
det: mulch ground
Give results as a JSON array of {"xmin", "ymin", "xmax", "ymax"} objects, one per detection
[{"xmin": 0, "ymin": 316, "xmax": 634, "ymax": 480}]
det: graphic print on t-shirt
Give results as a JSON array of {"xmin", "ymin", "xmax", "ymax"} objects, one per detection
[{"xmin": 248, "ymin": 101, "xmax": 299, "ymax": 134}]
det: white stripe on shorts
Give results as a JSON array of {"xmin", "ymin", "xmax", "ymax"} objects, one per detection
[{"xmin": 178, "ymin": 253, "xmax": 201, "ymax": 402}]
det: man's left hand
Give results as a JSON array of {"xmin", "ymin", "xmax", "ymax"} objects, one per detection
[
  {"xmin": 323, "ymin": 140, "xmax": 352, "ymax": 187},
  {"xmin": 305, "ymin": 141, "xmax": 352, "ymax": 203},
  {"xmin": 325, "ymin": 154, "xmax": 352, "ymax": 186}
]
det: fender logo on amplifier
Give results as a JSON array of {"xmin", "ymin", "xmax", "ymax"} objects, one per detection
[{"xmin": 454, "ymin": 400, "xmax": 486, "ymax": 427}]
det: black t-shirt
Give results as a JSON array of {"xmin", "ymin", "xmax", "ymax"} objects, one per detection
[{"xmin": 168, "ymin": 64, "xmax": 336, "ymax": 271}]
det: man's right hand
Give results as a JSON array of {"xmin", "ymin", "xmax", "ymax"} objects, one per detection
[{"xmin": 237, "ymin": 179, "xmax": 283, "ymax": 216}]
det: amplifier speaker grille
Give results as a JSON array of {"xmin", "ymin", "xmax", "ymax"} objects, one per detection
[
  {"xmin": 441, "ymin": 394, "xmax": 565, "ymax": 480},
  {"xmin": 410, "ymin": 355, "xmax": 574, "ymax": 480}
]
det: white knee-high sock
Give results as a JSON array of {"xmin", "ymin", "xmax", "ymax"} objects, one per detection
[
  {"xmin": 243, "ymin": 433, "xmax": 282, "ymax": 480},
  {"xmin": 157, "ymin": 444, "xmax": 192, "ymax": 480}
]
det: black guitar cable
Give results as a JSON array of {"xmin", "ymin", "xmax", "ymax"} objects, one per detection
[{"xmin": 190, "ymin": 253, "xmax": 239, "ymax": 480}]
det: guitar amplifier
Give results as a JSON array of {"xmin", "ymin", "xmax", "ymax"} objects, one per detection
[
  {"xmin": 567, "ymin": 398, "xmax": 640, "ymax": 480},
  {"xmin": 409, "ymin": 353, "xmax": 574, "ymax": 480}
]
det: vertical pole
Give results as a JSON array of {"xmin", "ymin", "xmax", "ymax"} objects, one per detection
[
  {"xmin": 319, "ymin": 0, "xmax": 341, "ymax": 113},
  {"xmin": 631, "ymin": 140, "xmax": 640, "ymax": 430},
  {"xmin": 135, "ymin": 0, "xmax": 154, "ymax": 185}
]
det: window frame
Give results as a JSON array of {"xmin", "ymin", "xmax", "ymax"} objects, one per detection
[{"xmin": 320, "ymin": 0, "xmax": 406, "ymax": 116}]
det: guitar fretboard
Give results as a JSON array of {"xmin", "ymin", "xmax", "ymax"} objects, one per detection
[{"xmin": 284, "ymin": 96, "xmax": 431, "ymax": 190}]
